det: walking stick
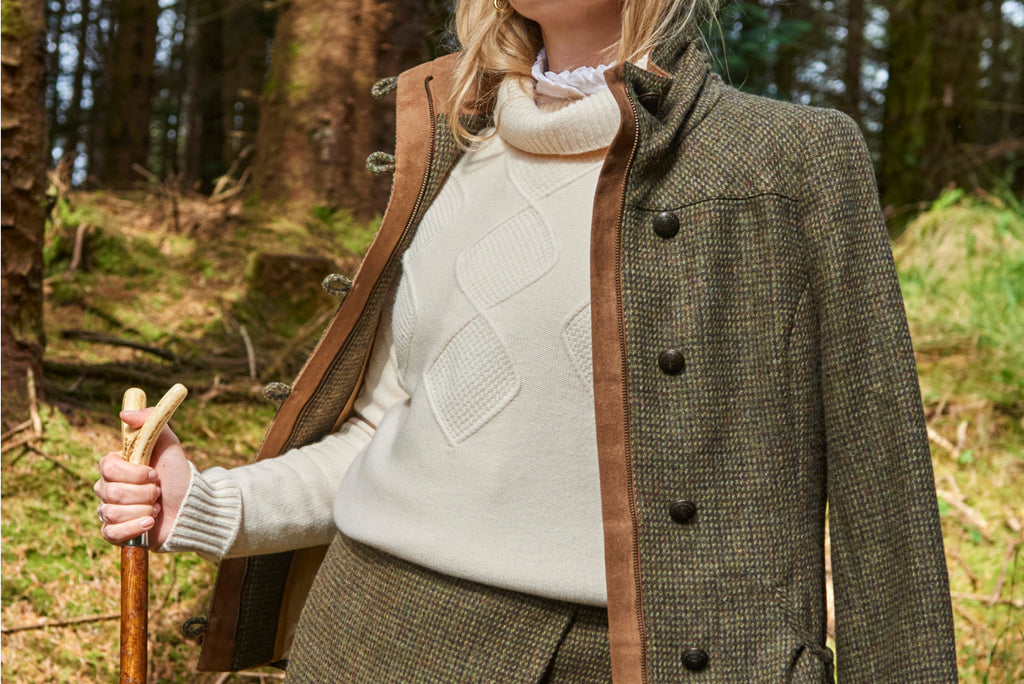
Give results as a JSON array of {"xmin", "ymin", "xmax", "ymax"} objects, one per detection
[{"xmin": 119, "ymin": 384, "xmax": 188, "ymax": 684}]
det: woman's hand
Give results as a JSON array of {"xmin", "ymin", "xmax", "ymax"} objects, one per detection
[{"xmin": 94, "ymin": 408, "xmax": 192, "ymax": 547}]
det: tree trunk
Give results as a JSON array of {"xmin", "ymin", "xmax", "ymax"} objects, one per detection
[
  {"xmin": 879, "ymin": 0, "xmax": 934, "ymax": 210},
  {"xmin": 95, "ymin": 0, "xmax": 159, "ymax": 186},
  {"xmin": 251, "ymin": 0, "xmax": 430, "ymax": 218},
  {"xmin": 923, "ymin": 0, "xmax": 981, "ymax": 194},
  {"xmin": 220, "ymin": 1, "xmax": 272, "ymax": 172},
  {"xmin": 193, "ymin": 0, "xmax": 226, "ymax": 191},
  {"xmin": 1, "ymin": 0, "xmax": 49, "ymax": 424},
  {"xmin": 63, "ymin": 0, "xmax": 93, "ymax": 168},
  {"xmin": 45, "ymin": 0, "xmax": 65, "ymax": 140},
  {"xmin": 842, "ymin": 0, "xmax": 865, "ymax": 124},
  {"xmin": 774, "ymin": 0, "xmax": 815, "ymax": 103}
]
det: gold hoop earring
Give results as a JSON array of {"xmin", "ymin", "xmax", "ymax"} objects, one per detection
[{"xmin": 494, "ymin": 0, "xmax": 511, "ymax": 13}]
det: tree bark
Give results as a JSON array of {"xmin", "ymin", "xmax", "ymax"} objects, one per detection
[
  {"xmin": 842, "ymin": 0, "xmax": 865, "ymax": 124},
  {"xmin": 63, "ymin": 0, "xmax": 93, "ymax": 169},
  {"xmin": 251, "ymin": 0, "xmax": 430, "ymax": 218},
  {"xmin": 193, "ymin": 0, "xmax": 226, "ymax": 191},
  {"xmin": 1, "ymin": 0, "xmax": 49, "ymax": 424},
  {"xmin": 94, "ymin": 0, "xmax": 159, "ymax": 186},
  {"xmin": 879, "ymin": 0, "xmax": 934, "ymax": 209},
  {"xmin": 220, "ymin": 0, "xmax": 272, "ymax": 172},
  {"xmin": 923, "ymin": 0, "xmax": 981, "ymax": 193}
]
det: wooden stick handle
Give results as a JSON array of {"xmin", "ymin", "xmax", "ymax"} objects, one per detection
[{"xmin": 124, "ymin": 383, "xmax": 187, "ymax": 466}]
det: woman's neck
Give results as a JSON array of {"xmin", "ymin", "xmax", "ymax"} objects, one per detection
[
  {"xmin": 511, "ymin": 1, "xmax": 622, "ymax": 71},
  {"xmin": 541, "ymin": 24, "xmax": 619, "ymax": 72}
]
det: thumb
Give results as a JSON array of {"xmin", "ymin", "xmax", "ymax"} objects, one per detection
[{"xmin": 119, "ymin": 407, "xmax": 154, "ymax": 429}]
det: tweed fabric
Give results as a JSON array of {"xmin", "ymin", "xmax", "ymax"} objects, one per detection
[
  {"xmin": 612, "ymin": 36, "xmax": 956, "ymax": 682},
  {"xmin": 209, "ymin": 103, "xmax": 485, "ymax": 672},
  {"xmin": 200, "ymin": 35, "xmax": 957, "ymax": 683},
  {"xmin": 285, "ymin": 533, "xmax": 611, "ymax": 683}
]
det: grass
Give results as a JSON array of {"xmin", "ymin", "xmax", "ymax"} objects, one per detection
[
  {"xmin": 1, "ymin": 188, "xmax": 1022, "ymax": 681},
  {"xmin": 893, "ymin": 190, "xmax": 1024, "ymax": 683}
]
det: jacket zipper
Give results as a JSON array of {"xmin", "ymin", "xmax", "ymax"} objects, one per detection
[
  {"xmin": 616, "ymin": 85, "xmax": 648, "ymax": 683},
  {"xmin": 388, "ymin": 75, "xmax": 438, "ymax": 283},
  {"xmin": 232, "ymin": 75, "xmax": 439, "ymax": 662}
]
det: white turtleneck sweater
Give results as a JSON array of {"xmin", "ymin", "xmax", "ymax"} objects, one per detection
[{"xmin": 162, "ymin": 64, "xmax": 621, "ymax": 606}]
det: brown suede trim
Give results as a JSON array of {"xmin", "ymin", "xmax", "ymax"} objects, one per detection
[
  {"xmin": 591, "ymin": 64, "xmax": 647, "ymax": 684},
  {"xmin": 197, "ymin": 56, "xmax": 456, "ymax": 671},
  {"xmin": 255, "ymin": 58, "xmax": 446, "ymax": 463},
  {"xmin": 196, "ymin": 556, "xmax": 246, "ymax": 671}
]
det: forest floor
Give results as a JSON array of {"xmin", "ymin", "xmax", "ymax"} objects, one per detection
[{"xmin": 1, "ymin": 187, "xmax": 1022, "ymax": 682}]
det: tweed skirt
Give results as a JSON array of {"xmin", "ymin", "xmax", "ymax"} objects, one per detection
[{"xmin": 285, "ymin": 533, "xmax": 611, "ymax": 682}]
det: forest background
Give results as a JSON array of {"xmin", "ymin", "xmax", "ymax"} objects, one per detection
[{"xmin": 1, "ymin": 0, "xmax": 1022, "ymax": 681}]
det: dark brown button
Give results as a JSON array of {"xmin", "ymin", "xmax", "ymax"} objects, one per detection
[
  {"xmin": 658, "ymin": 348, "xmax": 685, "ymax": 374},
  {"xmin": 669, "ymin": 500, "xmax": 696, "ymax": 524},
  {"xmin": 682, "ymin": 648, "xmax": 709, "ymax": 671},
  {"xmin": 652, "ymin": 211, "xmax": 680, "ymax": 239}
]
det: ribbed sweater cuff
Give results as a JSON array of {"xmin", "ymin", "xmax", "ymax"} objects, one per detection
[{"xmin": 157, "ymin": 462, "xmax": 241, "ymax": 562}]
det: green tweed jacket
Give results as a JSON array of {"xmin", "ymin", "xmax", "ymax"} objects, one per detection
[{"xmin": 196, "ymin": 33, "xmax": 958, "ymax": 683}]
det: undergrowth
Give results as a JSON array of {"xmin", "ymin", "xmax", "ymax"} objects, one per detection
[
  {"xmin": 1, "ymin": 188, "xmax": 1021, "ymax": 682},
  {"xmin": 893, "ymin": 189, "xmax": 1024, "ymax": 683}
]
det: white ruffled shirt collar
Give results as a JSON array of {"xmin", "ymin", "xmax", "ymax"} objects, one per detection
[{"xmin": 531, "ymin": 48, "xmax": 614, "ymax": 102}]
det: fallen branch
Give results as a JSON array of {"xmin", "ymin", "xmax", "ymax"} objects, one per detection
[
  {"xmin": 953, "ymin": 604, "xmax": 987, "ymax": 641},
  {"xmin": 44, "ymin": 360, "xmax": 177, "ymax": 387},
  {"xmin": 64, "ymin": 221, "xmax": 91, "ymax": 278},
  {"xmin": 26, "ymin": 444, "xmax": 88, "ymax": 482},
  {"xmin": 951, "ymin": 592, "xmax": 1023, "ymax": 609},
  {"xmin": 937, "ymin": 489, "xmax": 994, "ymax": 542},
  {"xmin": 927, "ymin": 426, "xmax": 956, "ymax": 457},
  {"xmin": 1, "ymin": 420, "xmax": 32, "ymax": 442},
  {"xmin": 1, "ymin": 432, "xmax": 38, "ymax": 455},
  {"xmin": 239, "ymin": 325, "xmax": 257, "ymax": 381},
  {"xmin": 27, "ymin": 368, "xmax": 42, "ymax": 437},
  {"xmin": 60, "ymin": 329, "xmax": 181, "ymax": 363},
  {"xmin": 1, "ymin": 611, "xmax": 120, "ymax": 633}
]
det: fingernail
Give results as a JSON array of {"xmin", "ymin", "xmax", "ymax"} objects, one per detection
[
  {"xmin": 140, "ymin": 517, "xmax": 155, "ymax": 531},
  {"xmin": 153, "ymin": 503, "xmax": 162, "ymax": 516},
  {"xmin": 155, "ymin": 486, "xmax": 161, "ymax": 499},
  {"xmin": 148, "ymin": 470, "xmax": 158, "ymax": 481}
]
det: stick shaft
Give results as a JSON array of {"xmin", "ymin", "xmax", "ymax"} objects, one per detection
[
  {"xmin": 120, "ymin": 545, "xmax": 148, "ymax": 684},
  {"xmin": 121, "ymin": 388, "xmax": 148, "ymax": 684}
]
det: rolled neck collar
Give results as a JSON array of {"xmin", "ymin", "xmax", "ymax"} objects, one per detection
[{"xmin": 495, "ymin": 73, "xmax": 620, "ymax": 156}]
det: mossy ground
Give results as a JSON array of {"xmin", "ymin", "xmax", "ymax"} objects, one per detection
[{"xmin": 1, "ymin": 189, "xmax": 1021, "ymax": 682}]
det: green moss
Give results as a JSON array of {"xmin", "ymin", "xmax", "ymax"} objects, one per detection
[
  {"xmin": 309, "ymin": 205, "xmax": 378, "ymax": 256},
  {"xmin": 1, "ymin": 1, "xmax": 30, "ymax": 39}
]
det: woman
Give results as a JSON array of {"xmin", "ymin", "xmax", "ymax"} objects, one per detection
[{"xmin": 95, "ymin": 0, "xmax": 959, "ymax": 681}]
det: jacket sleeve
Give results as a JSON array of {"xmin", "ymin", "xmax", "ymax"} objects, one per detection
[{"xmin": 803, "ymin": 110, "xmax": 958, "ymax": 681}]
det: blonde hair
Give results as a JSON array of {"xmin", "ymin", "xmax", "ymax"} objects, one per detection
[{"xmin": 448, "ymin": 0, "xmax": 719, "ymax": 144}]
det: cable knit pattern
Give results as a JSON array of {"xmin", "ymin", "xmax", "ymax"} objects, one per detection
[
  {"xmin": 391, "ymin": 269, "xmax": 417, "ymax": 379},
  {"xmin": 406, "ymin": 174, "xmax": 466, "ymax": 257},
  {"xmin": 455, "ymin": 207, "xmax": 557, "ymax": 310},
  {"xmin": 561, "ymin": 302, "xmax": 594, "ymax": 397},
  {"xmin": 165, "ymin": 72, "xmax": 621, "ymax": 607},
  {"xmin": 424, "ymin": 315, "xmax": 521, "ymax": 444},
  {"xmin": 334, "ymin": 74, "xmax": 621, "ymax": 605}
]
